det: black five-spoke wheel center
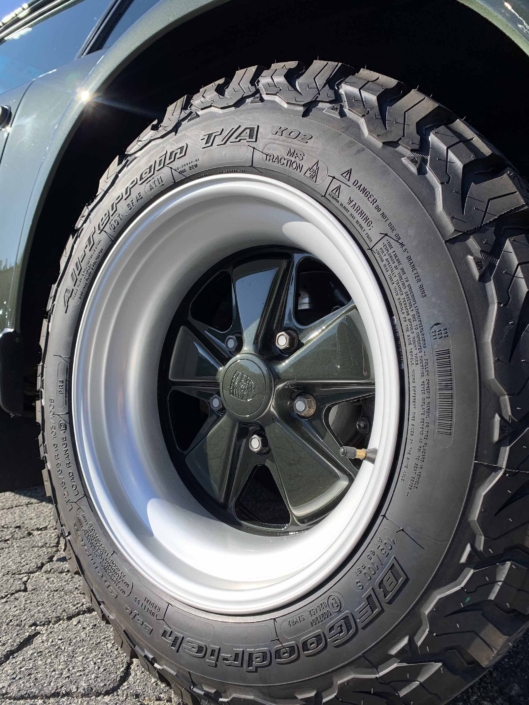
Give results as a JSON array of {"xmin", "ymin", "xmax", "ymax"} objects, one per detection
[{"xmin": 158, "ymin": 248, "xmax": 375, "ymax": 534}]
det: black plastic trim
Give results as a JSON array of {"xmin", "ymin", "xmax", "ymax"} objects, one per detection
[
  {"xmin": 0, "ymin": 328, "xmax": 24, "ymax": 415},
  {"xmin": 78, "ymin": 0, "xmax": 134, "ymax": 56}
]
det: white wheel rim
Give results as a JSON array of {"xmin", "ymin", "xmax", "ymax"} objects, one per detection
[{"xmin": 72, "ymin": 174, "xmax": 400, "ymax": 614}]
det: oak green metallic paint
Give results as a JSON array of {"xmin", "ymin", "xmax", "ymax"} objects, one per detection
[
  {"xmin": 0, "ymin": 0, "xmax": 528, "ymax": 414},
  {"xmin": 0, "ymin": 81, "xmax": 30, "ymax": 338},
  {"xmin": 459, "ymin": 0, "xmax": 529, "ymax": 55},
  {"xmin": 0, "ymin": 0, "xmax": 227, "ymax": 335},
  {"xmin": 0, "ymin": 82, "xmax": 31, "ymax": 163},
  {"xmin": 0, "ymin": 54, "xmax": 102, "ymax": 328}
]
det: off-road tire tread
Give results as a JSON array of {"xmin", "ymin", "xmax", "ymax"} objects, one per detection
[{"xmin": 38, "ymin": 61, "xmax": 529, "ymax": 705}]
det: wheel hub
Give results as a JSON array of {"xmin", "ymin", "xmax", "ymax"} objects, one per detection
[
  {"xmin": 161, "ymin": 247, "xmax": 378, "ymax": 533},
  {"xmin": 220, "ymin": 355, "xmax": 273, "ymax": 420}
]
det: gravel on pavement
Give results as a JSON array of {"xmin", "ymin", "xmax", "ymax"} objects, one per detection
[{"xmin": 0, "ymin": 486, "xmax": 528, "ymax": 705}]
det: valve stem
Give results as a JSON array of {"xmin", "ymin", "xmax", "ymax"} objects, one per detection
[{"xmin": 340, "ymin": 446, "xmax": 377, "ymax": 463}]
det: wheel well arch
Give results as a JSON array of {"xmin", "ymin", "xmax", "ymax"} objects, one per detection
[{"xmin": 20, "ymin": 0, "xmax": 529, "ymax": 398}]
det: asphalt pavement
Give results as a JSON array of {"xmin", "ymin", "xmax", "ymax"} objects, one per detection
[{"xmin": 1, "ymin": 486, "xmax": 528, "ymax": 705}]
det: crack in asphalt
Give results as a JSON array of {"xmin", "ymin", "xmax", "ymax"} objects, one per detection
[
  {"xmin": 0, "ymin": 633, "xmax": 40, "ymax": 667},
  {"xmin": 2, "ymin": 661, "xmax": 134, "ymax": 701},
  {"xmin": 0, "ymin": 487, "xmax": 177, "ymax": 703}
]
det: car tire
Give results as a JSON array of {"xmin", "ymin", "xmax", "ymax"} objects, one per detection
[{"xmin": 39, "ymin": 61, "xmax": 529, "ymax": 705}]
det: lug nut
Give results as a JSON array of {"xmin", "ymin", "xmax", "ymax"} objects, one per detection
[
  {"xmin": 276, "ymin": 329, "xmax": 298, "ymax": 352},
  {"xmin": 210, "ymin": 395, "xmax": 223, "ymax": 413},
  {"xmin": 293, "ymin": 394, "xmax": 317, "ymax": 418},
  {"xmin": 225, "ymin": 335, "xmax": 241, "ymax": 354},
  {"xmin": 356, "ymin": 417, "xmax": 370, "ymax": 434},
  {"xmin": 249, "ymin": 433, "xmax": 269, "ymax": 455}
]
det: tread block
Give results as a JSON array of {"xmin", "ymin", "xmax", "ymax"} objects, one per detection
[
  {"xmin": 428, "ymin": 129, "xmax": 476, "ymax": 185},
  {"xmin": 294, "ymin": 60, "xmax": 347, "ymax": 104},
  {"xmin": 342, "ymin": 69, "xmax": 400, "ymax": 111},
  {"xmin": 45, "ymin": 284, "xmax": 56, "ymax": 314},
  {"xmin": 258, "ymin": 60, "xmax": 346, "ymax": 106},
  {"xmin": 341, "ymin": 70, "xmax": 407, "ymax": 137},
  {"xmin": 405, "ymin": 658, "xmax": 469, "ymax": 701},
  {"xmin": 464, "ymin": 173, "xmax": 527, "ymax": 231},
  {"xmin": 385, "ymin": 92, "xmax": 439, "ymax": 150},
  {"xmin": 336, "ymin": 682, "xmax": 402, "ymax": 705},
  {"xmin": 493, "ymin": 236, "xmax": 529, "ymax": 306},
  {"xmin": 100, "ymin": 154, "xmax": 123, "ymax": 187},
  {"xmin": 477, "ymin": 469, "xmax": 529, "ymax": 548},
  {"xmin": 414, "ymin": 561, "xmax": 528, "ymax": 668},
  {"xmin": 113, "ymin": 627, "xmax": 134, "ymax": 659},
  {"xmin": 507, "ymin": 377, "xmax": 529, "ymax": 425},
  {"xmin": 419, "ymin": 630, "xmax": 497, "ymax": 668},
  {"xmin": 41, "ymin": 464, "xmax": 52, "ymax": 498},
  {"xmin": 503, "ymin": 431, "xmax": 529, "ymax": 473},
  {"xmin": 258, "ymin": 61, "xmax": 303, "ymax": 97},
  {"xmin": 193, "ymin": 66, "xmax": 264, "ymax": 110},
  {"xmin": 74, "ymin": 202, "xmax": 92, "ymax": 231},
  {"xmin": 377, "ymin": 662, "xmax": 445, "ymax": 703},
  {"xmin": 128, "ymin": 96, "xmax": 193, "ymax": 155}
]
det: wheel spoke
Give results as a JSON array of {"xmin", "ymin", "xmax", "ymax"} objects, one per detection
[
  {"xmin": 224, "ymin": 434, "xmax": 260, "ymax": 512},
  {"xmin": 169, "ymin": 326, "xmax": 223, "ymax": 382},
  {"xmin": 170, "ymin": 381, "xmax": 219, "ymax": 401},
  {"xmin": 301, "ymin": 380, "xmax": 375, "ymax": 407},
  {"xmin": 307, "ymin": 413, "xmax": 358, "ymax": 475},
  {"xmin": 276, "ymin": 303, "xmax": 372, "ymax": 383},
  {"xmin": 185, "ymin": 414, "xmax": 243, "ymax": 504},
  {"xmin": 264, "ymin": 417, "xmax": 350, "ymax": 523},
  {"xmin": 232, "ymin": 257, "xmax": 292, "ymax": 350}
]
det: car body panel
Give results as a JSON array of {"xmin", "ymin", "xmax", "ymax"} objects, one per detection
[
  {"xmin": 460, "ymin": 0, "xmax": 529, "ymax": 55},
  {"xmin": 0, "ymin": 0, "xmax": 225, "ymax": 335},
  {"xmin": 0, "ymin": 82, "xmax": 31, "ymax": 162},
  {"xmin": 0, "ymin": 0, "xmax": 528, "ymax": 415},
  {"xmin": 0, "ymin": 53, "xmax": 102, "ymax": 324}
]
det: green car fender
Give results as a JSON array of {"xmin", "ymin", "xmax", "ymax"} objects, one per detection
[
  {"xmin": 460, "ymin": 0, "xmax": 529, "ymax": 55},
  {"xmin": 0, "ymin": 0, "xmax": 226, "ymax": 414},
  {"xmin": 0, "ymin": 0, "xmax": 528, "ymax": 415}
]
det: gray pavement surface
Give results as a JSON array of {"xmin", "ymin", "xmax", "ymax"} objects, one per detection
[{"xmin": 0, "ymin": 487, "xmax": 528, "ymax": 705}]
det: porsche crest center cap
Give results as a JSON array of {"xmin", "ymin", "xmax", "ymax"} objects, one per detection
[{"xmin": 220, "ymin": 355, "xmax": 273, "ymax": 420}]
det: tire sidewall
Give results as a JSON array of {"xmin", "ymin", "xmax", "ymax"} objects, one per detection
[{"xmin": 42, "ymin": 102, "xmax": 479, "ymax": 689}]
